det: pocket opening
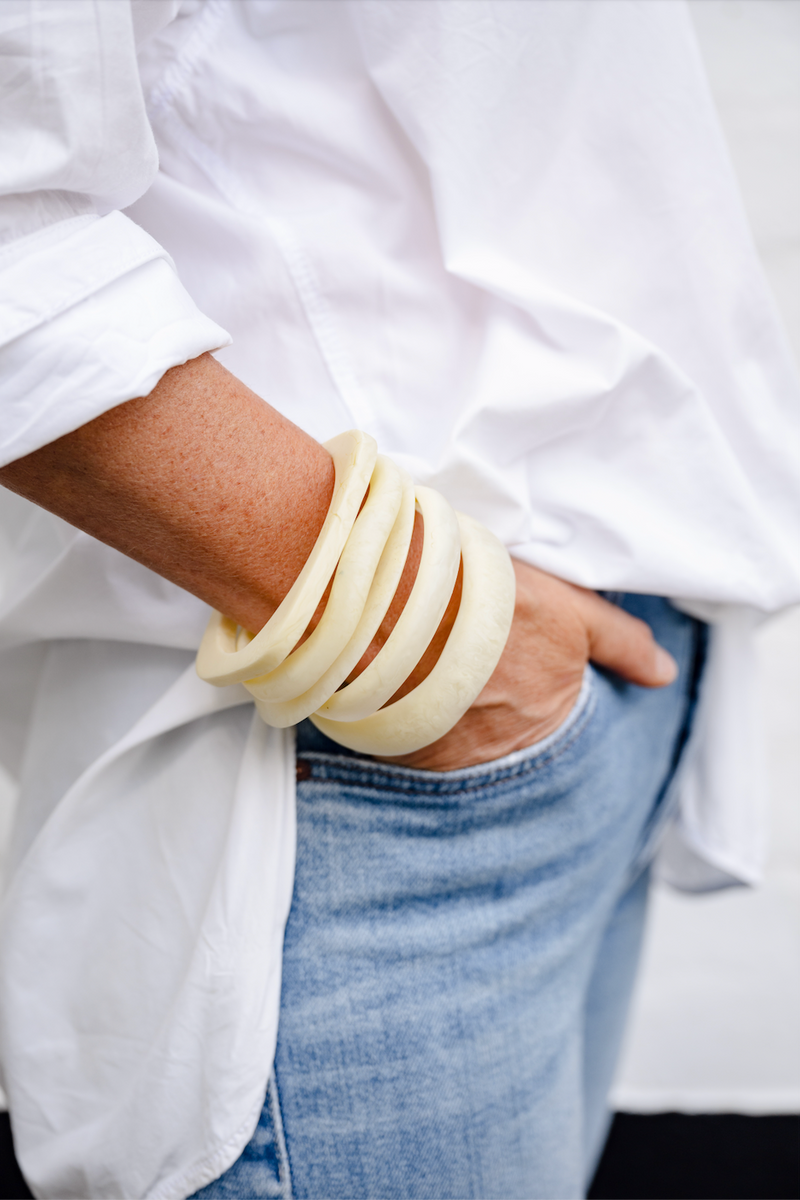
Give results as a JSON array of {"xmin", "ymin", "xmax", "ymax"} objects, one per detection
[{"xmin": 295, "ymin": 666, "xmax": 596, "ymax": 794}]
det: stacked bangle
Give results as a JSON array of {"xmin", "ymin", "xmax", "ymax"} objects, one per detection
[{"xmin": 196, "ymin": 430, "xmax": 515, "ymax": 757}]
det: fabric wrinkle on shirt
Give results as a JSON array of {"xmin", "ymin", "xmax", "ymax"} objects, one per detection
[{"xmin": 0, "ymin": 1, "xmax": 798, "ymax": 1196}]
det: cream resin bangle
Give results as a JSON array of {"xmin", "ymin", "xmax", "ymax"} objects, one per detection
[
  {"xmin": 195, "ymin": 428, "xmax": 516, "ymax": 756},
  {"xmin": 309, "ymin": 513, "xmax": 515, "ymax": 756},
  {"xmin": 245, "ymin": 455, "xmax": 406, "ymax": 707},
  {"xmin": 251, "ymin": 465, "xmax": 416, "ymax": 728},
  {"xmin": 314, "ymin": 485, "xmax": 461, "ymax": 723},
  {"xmin": 195, "ymin": 430, "xmax": 376, "ymax": 687}
]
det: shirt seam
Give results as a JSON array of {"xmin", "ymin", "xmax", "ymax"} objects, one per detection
[
  {"xmin": 144, "ymin": 1082, "xmax": 266, "ymax": 1200},
  {"xmin": 0, "ymin": 214, "xmax": 98, "ymax": 267},
  {"xmin": 0, "ymin": 244, "xmax": 169, "ymax": 345},
  {"xmin": 145, "ymin": 0, "xmax": 230, "ymax": 123}
]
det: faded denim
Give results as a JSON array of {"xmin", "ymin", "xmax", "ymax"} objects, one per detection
[{"xmin": 193, "ymin": 596, "xmax": 705, "ymax": 1200}]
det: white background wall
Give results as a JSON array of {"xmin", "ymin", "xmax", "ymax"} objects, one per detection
[
  {"xmin": 0, "ymin": 0, "xmax": 797, "ymax": 1117},
  {"xmin": 611, "ymin": 0, "xmax": 800, "ymax": 1114}
]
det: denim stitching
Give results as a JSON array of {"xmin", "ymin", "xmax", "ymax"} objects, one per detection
[
  {"xmin": 267, "ymin": 1072, "xmax": 293, "ymax": 1200},
  {"xmin": 298, "ymin": 680, "xmax": 598, "ymax": 796}
]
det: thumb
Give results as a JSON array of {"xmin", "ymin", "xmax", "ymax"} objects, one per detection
[{"xmin": 576, "ymin": 591, "xmax": 678, "ymax": 688}]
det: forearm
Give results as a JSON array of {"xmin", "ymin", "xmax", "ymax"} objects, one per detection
[
  {"xmin": 0, "ymin": 352, "xmax": 444, "ymax": 683},
  {"xmin": 2, "ymin": 353, "xmax": 337, "ymax": 633}
]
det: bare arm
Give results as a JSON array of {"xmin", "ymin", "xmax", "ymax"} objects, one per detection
[
  {"xmin": 0, "ymin": 353, "xmax": 336, "ymax": 634},
  {"xmin": 0, "ymin": 352, "xmax": 676, "ymax": 770}
]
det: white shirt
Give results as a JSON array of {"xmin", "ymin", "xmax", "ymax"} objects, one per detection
[{"xmin": 0, "ymin": 2, "xmax": 798, "ymax": 1195}]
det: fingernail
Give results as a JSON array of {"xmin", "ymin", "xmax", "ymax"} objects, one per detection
[{"xmin": 654, "ymin": 647, "xmax": 679, "ymax": 684}]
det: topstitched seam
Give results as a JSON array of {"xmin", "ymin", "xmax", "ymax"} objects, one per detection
[
  {"xmin": 297, "ymin": 682, "xmax": 598, "ymax": 797},
  {"xmin": 268, "ymin": 1071, "xmax": 294, "ymax": 1200}
]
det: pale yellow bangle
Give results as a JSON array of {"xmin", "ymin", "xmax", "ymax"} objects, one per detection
[
  {"xmin": 195, "ymin": 429, "xmax": 376, "ymax": 687},
  {"xmin": 246, "ymin": 456, "xmax": 410, "ymax": 715},
  {"xmin": 195, "ymin": 429, "xmax": 516, "ymax": 756},
  {"xmin": 314, "ymin": 485, "xmax": 460, "ymax": 723},
  {"xmin": 251, "ymin": 465, "xmax": 416, "ymax": 728},
  {"xmin": 309, "ymin": 512, "xmax": 515, "ymax": 756}
]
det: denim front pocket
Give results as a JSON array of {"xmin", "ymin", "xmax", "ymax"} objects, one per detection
[{"xmin": 293, "ymin": 665, "xmax": 597, "ymax": 802}]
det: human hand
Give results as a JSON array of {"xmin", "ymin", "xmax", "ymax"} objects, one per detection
[{"xmin": 384, "ymin": 559, "xmax": 678, "ymax": 772}]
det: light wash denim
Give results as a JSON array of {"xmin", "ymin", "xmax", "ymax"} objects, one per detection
[{"xmin": 193, "ymin": 596, "xmax": 705, "ymax": 1200}]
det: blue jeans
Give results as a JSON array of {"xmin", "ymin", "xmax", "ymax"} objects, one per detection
[{"xmin": 193, "ymin": 596, "xmax": 705, "ymax": 1200}]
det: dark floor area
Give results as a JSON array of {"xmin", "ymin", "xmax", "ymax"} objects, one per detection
[
  {"xmin": 1, "ymin": 1110, "xmax": 798, "ymax": 1198},
  {"xmin": 0, "ymin": 1116, "xmax": 29, "ymax": 1200},
  {"xmin": 589, "ymin": 1112, "xmax": 800, "ymax": 1200}
]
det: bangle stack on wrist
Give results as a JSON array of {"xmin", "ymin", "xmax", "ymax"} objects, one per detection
[{"xmin": 195, "ymin": 430, "xmax": 515, "ymax": 756}]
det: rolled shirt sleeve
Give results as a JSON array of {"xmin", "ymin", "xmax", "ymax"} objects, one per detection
[{"xmin": 0, "ymin": 0, "xmax": 230, "ymax": 466}]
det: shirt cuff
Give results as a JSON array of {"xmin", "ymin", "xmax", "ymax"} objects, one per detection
[{"xmin": 0, "ymin": 211, "xmax": 231, "ymax": 466}]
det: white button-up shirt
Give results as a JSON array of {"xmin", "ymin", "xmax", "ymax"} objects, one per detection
[{"xmin": 0, "ymin": 2, "xmax": 798, "ymax": 1195}]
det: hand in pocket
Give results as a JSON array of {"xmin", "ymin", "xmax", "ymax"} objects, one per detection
[{"xmin": 387, "ymin": 561, "xmax": 678, "ymax": 772}]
